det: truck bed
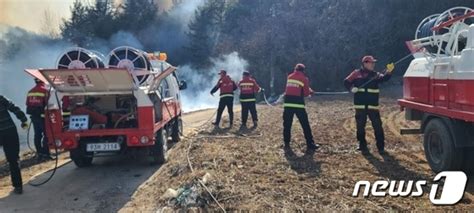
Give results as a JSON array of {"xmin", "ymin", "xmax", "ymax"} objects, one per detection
[{"xmin": 398, "ymin": 98, "xmax": 474, "ymax": 122}]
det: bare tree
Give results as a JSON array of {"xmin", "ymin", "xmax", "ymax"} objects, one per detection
[{"xmin": 40, "ymin": 8, "xmax": 60, "ymax": 39}]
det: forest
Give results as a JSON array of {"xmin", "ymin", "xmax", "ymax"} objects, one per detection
[{"xmin": 2, "ymin": 0, "xmax": 474, "ymax": 94}]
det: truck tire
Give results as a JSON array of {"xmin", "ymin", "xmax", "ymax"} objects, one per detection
[
  {"xmin": 150, "ymin": 129, "xmax": 168, "ymax": 164},
  {"xmin": 171, "ymin": 117, "xmax": 183, "ymax": 142},
  {"xmin": 423, "ymin": 119, "xmax": 463, "ymax": 173},
  {"xmin": 462, "ymin": 148, "xmax": 474, "ymax": 175},
  {"xmin": 70, "ymin": 148, "xmax": 93, "ymax": 168}
]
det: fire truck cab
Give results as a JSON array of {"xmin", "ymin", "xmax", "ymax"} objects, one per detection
[
  {"xmin": 399, "ymin": 7, "xmax": 474, "ymax": 173},
  {"xmin": 26, "ymin": 47, "xmax": 187, "ymax": 167}
]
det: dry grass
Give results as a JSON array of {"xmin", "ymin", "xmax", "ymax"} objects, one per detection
[{"xmin": 108, "ymin": 94, "xmax": 474, "ymax": 211}]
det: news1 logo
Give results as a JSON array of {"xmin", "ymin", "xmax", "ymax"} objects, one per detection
[{"xmin": 352, "ymin": 171, "xmax": 468, "ymax": 205}]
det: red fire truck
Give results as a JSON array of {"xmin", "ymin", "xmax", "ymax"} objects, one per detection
[
  {"xmin": 26, "ymin": 47, "xmax": 187, "ymax": 167},
  {"xmin": 399, "ymin": 7, "xmax": 474, "ymax": 172}
]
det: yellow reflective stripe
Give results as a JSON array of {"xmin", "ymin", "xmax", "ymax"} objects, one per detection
[
  {"xmin": 287, "ymin": 79, "xmax": 304, "ymax": 87},
  {"xmin": 27, "ymin": 92, "xmax": 45, "ymax": 97},
  {"xmin": 367, "ymin": 89, "xmax": 380, "ymax": 93},
  {"xmin": 354, "ymin": 105, "xmax": 380, "ymax": 110},
  {"xmin": 40, "ymin": 114, "xmax": 45, "ymax": 118},
  {"xmin": 283, "ymin": 103, "xmax": 305, "ymax": 109},
  {"xmin": 240, "ymin": 98, "xmax": 256, "ymax": 102},
  {"xmin": 62, "ymin": 112, "xmax": 71, "ymax": 116},
  {"xmin": 220, "ymin": 94, "xmax": 234, "ymax": 98},
  {"xmin": 356, "ymin": 88, "xmax": 380, "ymax": 93},
  {"xmin": 240, "ymin": 83, "xmax": 254, "ymax": 86},
  {"xmin": 368, "ymin": 105, "xmax": 380, "ymax": 110}
]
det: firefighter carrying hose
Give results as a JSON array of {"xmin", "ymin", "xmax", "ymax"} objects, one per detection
[
  {"xmin": 0, "ymin": 95, "xmax": 28, "ymax": 194},
  {"xmin": 211, "ymin": 70, "xmax": 237, "ymax": 128},
  {"xmin": 26, "ymin": 78, "xmax": 51, "ymax": 160},
  {"xmin": 283, "ymin": 64, "xmax": 319, "ymax": 150},
  {"xmin": 344, "ymin": 55, "xmax": 395, "ymax": 154},
  {"xmin": 238, "ymin": 71, "xmax": 262, "ymax": 130}
]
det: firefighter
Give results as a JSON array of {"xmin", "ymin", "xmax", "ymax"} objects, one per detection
[
  {"xmin": 344, "ymin": 55, "xmax": 395, "ymax": 154},
  {"xmin": 26, "ymin": 78, "xmax": 51, "ymax": 159},
  {"xmin": 283, "ymin": 64, "xmax": 319, "ymax": 150},
  {"xmin": 211, "ymin": 70, "xmax": 237, "ymax": 128},
  {"xmin": 238, "ymin": 71, "xmax": 262, "ymax": 129},
  {"xmin": 0, "ymin": 95, "xmax": 29, "ymax": 194}
]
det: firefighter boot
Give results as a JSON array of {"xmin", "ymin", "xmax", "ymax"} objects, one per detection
[
  {"xmin": 14, "ymin": 187, "xmax": 23, "ymax": 194},
  {"xmin": 253, "ymin": 120, "xmax": 258, "ymax": 128},
  {"xmin": 357, "ymin": 141, "xmax": 369, "ymax": 154},
  {"xmin": 307, "ymin": 143, "xmax": 320, "ymax": 151}
]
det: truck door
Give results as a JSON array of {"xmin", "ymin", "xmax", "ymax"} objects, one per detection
[{"xmin": 151, "ymin": 66, "xmax": 178, "ymax": 123}]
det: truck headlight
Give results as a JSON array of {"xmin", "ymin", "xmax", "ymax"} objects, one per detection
[
  {"xmin": 140, "ymin": 136, "xmax": 149, "ymax": 144},
  {"xmin": 55, "ymin": 139, "xmax": 62, "ymax": 147}
]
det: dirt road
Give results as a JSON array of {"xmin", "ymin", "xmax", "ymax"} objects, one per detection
[{"xmin": 0, "ymin": 108, "xmax": 220, "ymax": 212}]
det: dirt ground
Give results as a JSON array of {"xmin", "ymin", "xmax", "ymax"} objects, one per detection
[
  {"xmin": 120, "ymin": 92, "xmax": 474, "ymax": 211},
  {"xmin": 1, "ymin": 92, "xmax": 473, "ymax": 212}
]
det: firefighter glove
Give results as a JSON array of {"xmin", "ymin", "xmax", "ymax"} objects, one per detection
[
  {"xmin": 386, "ymin": 63, "xmax": 395, "ymax": 73},
  {"xmin": 21, "ymin": 122, "xmax": 29, "ymax": 130},
  {"xmin": 351, "ymin": 87, "xmax": 359, "ymax": 94}
]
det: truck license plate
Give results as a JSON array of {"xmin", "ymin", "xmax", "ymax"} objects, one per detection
[{"xmin": 86, "ymin": 143, "xmax": 120, "ymax": 152}]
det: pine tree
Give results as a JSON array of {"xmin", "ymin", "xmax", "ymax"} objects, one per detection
[{"xmin": 186, "ymin": 0, "xmax": 226, "ymax": 69}]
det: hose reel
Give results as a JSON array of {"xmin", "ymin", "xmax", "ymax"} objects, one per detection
[
  {"xmin": 57, "ymin": 47, "xmax": 105, "ymax": 69},
  {"xmin": 414, "ymin": 7, "xmax": 474, "ymax": 55},
  {"xmin": 106, "ymin": 46, "xmax": 151, "ymax": 85}
]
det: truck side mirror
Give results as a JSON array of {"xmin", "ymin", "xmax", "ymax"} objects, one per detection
[{"xmin": 179, "ymin": 80, "xmax": 187, "ymax": 90}]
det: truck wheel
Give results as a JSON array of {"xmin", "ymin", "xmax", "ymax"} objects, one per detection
[
  {"xmin": 171, "ymin": 117, "xmax": 183, "ymax": 142},
  {"xmin": 423, "ymin": 119, "xmax": 463, "ymax": 173},
  {"xmin": 462, "ymin": 148, "xmax": 474, "ymax": 175},
  {"xmin": 70, "ymin": 148, "xmax": 93, "ymax": 168},
  {"xmin": 150, "ymin": 129, "xmax": 168, "ymax": 164}
]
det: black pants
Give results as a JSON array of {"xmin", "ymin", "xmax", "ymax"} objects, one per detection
[
  {"xmin": 215, "ymin": 97, "xmax": 234, "ymax": 126},
  {"xmin": 0, "ymin": 128, "xmax": 22, "ymax": 188},
  {"xmin": 355, "ymin": 109, "xmax": 385, "ymax": 150},
  {"xmin": 31, "ymin": 115, "xmax": 50, "ymax": 156},
  {"xmin": 283, "ymin": 108, "xmax": 314, "ymax": 145},
  {"xmin": 241, "ymin": 102, "xmax": 257, "ymax": 125}
]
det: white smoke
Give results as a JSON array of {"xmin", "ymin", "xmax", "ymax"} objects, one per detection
[
  {"xmin": 168, "ymin": 0, "xmax": 207, "ymax": 27},
  {"xmin": 0, "ymin": 25, "xmax": 71, "ymax": 108},
  {"xmin": 179, "ymin": 52, "xmax": 248, "ymax": 112},
  {"xmin": 0, "ymin": 25, "xmax": 72, "ymax": 158},
  {"xmin": 142, "ymin": 0, "xmax": 207, "ymax": 57},
  {"xmin": 110, "ymin": 31, "xmax": 144, "ymax": 50}
]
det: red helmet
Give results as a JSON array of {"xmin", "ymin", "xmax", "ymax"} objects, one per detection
[
  {"xmin": 295, "ymin": 63, "xmax": 306, "ymax": 71},
  {"xmin": 362, "ymin": 55, "xmax": 377, "ymax": 63},
  {"xmin": 218, "ymin": 70, "xmax": 227, "ymax": 75}
]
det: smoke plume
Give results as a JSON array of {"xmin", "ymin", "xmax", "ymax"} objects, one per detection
[{"xmin": 179, "ymin": 52, "xmax": 249, "ymax": 112}]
